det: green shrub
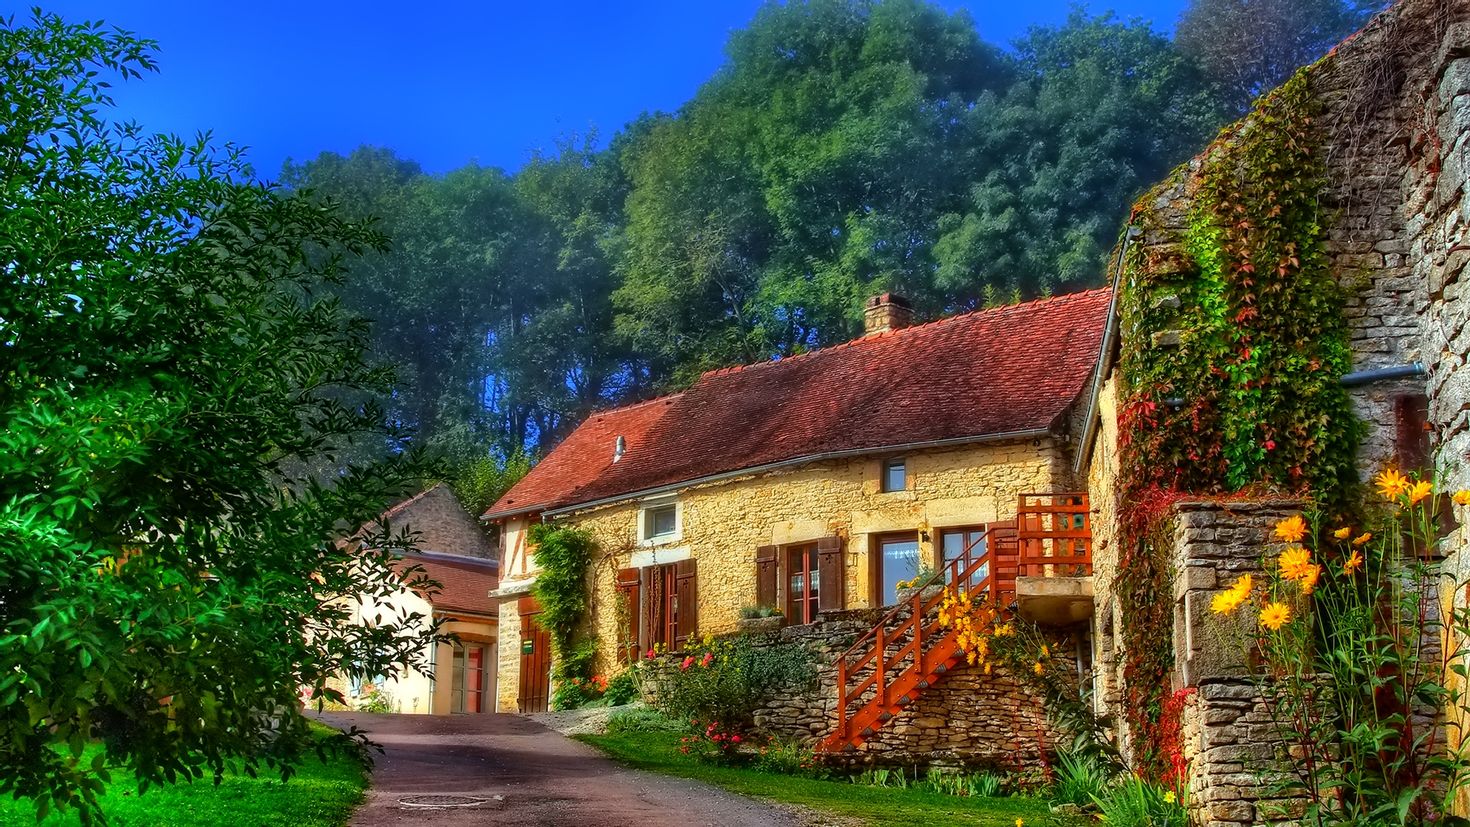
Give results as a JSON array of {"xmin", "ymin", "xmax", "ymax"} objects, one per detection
[
  {"xmin": 738, "ymin": 604, "xmax": 781, "ymax": 619},
  {"xmin": 606, "ymin": 707, "xmax": 687, "ymax": 735},
  {"xmin": 1092, "ymin": 775, "xmax": 1186, "ymax": 827},
  {"xmin": 355, "ymin": 686, "xmax": 395, "ymax": 714},
  {"xmin": 854, "ymin": 767, "xmax": 910, "ymax": 788},
  {"xmin": 604, "ymin": 669, "xmax": 639, "ymax": 706},
  {"xmin": 1053, "ymin": 750, "xmax": 1115, "ymax": 808},
  {"xmin": 651, "ymin": 635, "xmax": 813, "ymax": 732},
  {"xmin": 749, "ymin": 735, "xmax": 825, "ymax": 777},
  {"xmin": 917, "ymin": 769, "xmax": 1007, "ymax": 798}
]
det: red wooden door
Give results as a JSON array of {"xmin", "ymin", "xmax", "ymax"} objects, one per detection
[{"xmin": 517, "ymin": 596, "xmax": 551, "ymax": 713}]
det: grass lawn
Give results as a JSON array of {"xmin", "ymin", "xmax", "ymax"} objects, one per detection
[
  {"xmin": 0, "ymin": 726, "xmax": 367, "ymax": 827},
  {"xmin": 579, "ymin": 731, "xmax": 1086, "ymax": 827}
]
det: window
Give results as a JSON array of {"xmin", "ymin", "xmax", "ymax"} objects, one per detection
[
  {"xmin": 639, "ymin": 501, "xmax": 680, "ymax": 544},
  {"xmin": 640, "ymin": 560, "xmax": 698, "ymax": 650},
  {"xmin": 784, "ymin": 544, "xmax": 820, "ymax": 625},
  {"xmin": 451, "ymin": 643, "xmax": 490, "ymax": 713},
  {"xmin": 940, "ymin": 526, "xmax": 989, "ymax": 590},
  {"xmin": 874, "ymin": 532, "xmax": 922, "ymax": 606},
  {"xmin": 881, "ymin": 458, "xmax": 906, "ymax": 492}
]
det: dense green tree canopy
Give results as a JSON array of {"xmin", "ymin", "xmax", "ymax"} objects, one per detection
[{"xmin": 1, "ymin": 13, "xmax": 442, "ymax": 821}]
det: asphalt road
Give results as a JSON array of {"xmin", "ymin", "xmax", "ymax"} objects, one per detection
[{"xmin": 316, "ymin": 712, "xmax": 803, "ymax": 827}]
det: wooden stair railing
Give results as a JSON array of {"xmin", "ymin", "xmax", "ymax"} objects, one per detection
[
  {"xmin": 818, "ymin": 522, "xmax": 1019, "ymax": 753},
  {"xmin": 817, "ymin": 492, "xmax": 1094, "ymax": 755}
]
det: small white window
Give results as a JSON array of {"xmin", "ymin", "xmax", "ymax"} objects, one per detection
[
  {"xmin": 639, "ymin": 500, "xmax": 681, "ymax": 544},
  {"xmin": 881, "ymin": 458, "xmax": 907, "ymax": 492}
]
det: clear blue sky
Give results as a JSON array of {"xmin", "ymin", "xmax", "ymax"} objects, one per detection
[{"xmin": 22, "ymin": 1, "xmax": 1188, "ymax": 178}]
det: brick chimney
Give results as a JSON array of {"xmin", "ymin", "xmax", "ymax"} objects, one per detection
[{"xmin": 863, "ymin": 293, "xmax": 915, "ymax": 335}]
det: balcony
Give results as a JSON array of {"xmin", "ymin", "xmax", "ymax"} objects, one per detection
[{"xmin": 1012, "ymin": 493, "xmax": 1093, "ymax": 626}]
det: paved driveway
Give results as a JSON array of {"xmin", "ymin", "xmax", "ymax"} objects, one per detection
[{"xmin": 316, "ymin": 712, "xmax": 802, "ymax": 827}]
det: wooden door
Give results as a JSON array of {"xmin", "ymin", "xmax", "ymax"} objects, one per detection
[{"xmin": 517, "ymin": 596, "xmax": 551, "ymax": 713}]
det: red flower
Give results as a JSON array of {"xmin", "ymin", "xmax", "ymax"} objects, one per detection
[
  {"xmin": 699, "ymin": 652, "xmax": 713, "ymax": 667},
  {"xmin": 645, "ymin": 649, "xmax": 655, "ymax": 660},
  {"xmin": 731, "ymin": 735, "xmax": 741, "ymax": 744},
  {"xmin": 1264, "ymin": 439, "xmax": 1276, "ymax": 451},
  {"xmin": 680, "ymin": 656, "xmax": 695, "ymax": 670}
]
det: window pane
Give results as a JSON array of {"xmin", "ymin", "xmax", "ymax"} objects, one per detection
[
  {"xmin": 880, "ymin": 537, "xmax": 921, "ymax": 605},
  {"xmin": 882, "ymin": 460, "xmax": 906, "ymax": 492},
  {"xmin": 649, "ymin": 506, "xmax": 676, "ymax": 537}
]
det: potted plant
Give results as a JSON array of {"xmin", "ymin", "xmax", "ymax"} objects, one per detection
[{"xmin": 737, "ymin": 604, "xmax": 784, "ymax": 633}]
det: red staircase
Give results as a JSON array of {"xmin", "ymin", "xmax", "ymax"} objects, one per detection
[{"xmin": 817, "ymin": 493, "xmax": 1091, "ymax": 754}]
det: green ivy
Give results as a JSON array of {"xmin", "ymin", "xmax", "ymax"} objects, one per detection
[
  {"xmin": 1113, "ymin": 65, "xmax": 1360, "ymax": 775},
  {"xmin": 529, "ymin": 523, "xmax": 598, "ymax": 707}
]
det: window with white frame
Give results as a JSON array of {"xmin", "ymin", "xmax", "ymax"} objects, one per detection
[{"xmin": 638, "ymin": 500, "xmax": 680, "ymax": 544}]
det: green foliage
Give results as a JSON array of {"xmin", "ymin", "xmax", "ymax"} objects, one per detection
[
  {"xmin": 447, "ymin": 451, "xmax": 532, "ymax": 517},
  {"xmin": 603, "ymin": 670, "xmax": 639, "ymax": 706},
  {"xmin": 528, "ymin": 524, "xmax": 599, "ymax": 707},
  {"xmin": 738, "ymin": 605, "xmax": 781, "ymax": 619},
  {"xmin": 649, "ymin": 636, "xmax": 814, "ymax": 732},
  {"xmin": 855, "ymin": 767, "xmax": 911, "ymax": 789},
  {"xmin": 605, "ymin": 707, "xmax": 686, "ymax": 735},
  {"xmin": 917, "ymin": 769, "xmax": 1007, "ymax": 799},
  {"xmin": 353, "ymin": 687, "xmax": 396, "ymax": 714},
  {"xmin": 1114, "ymin": 65, "xmax": 1358, "ymax": 774},
  {"xmin": 1052, "ymin": 751, "xmax": 1116, "ymax": 809},
  {"xmin": 1090, "ymin": 775, "xmax": 1187, "ymax": 827},
  {"xmin": 748, "ymin": 736, "xmax": 824, "ymax": 778},
  {"xmin": 0, "ymin": 12, "xmax": 442, "ymax": 823}
]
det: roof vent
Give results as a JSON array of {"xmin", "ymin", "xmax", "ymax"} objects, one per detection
[
  {"xmin": 864, "ymin": 293, "xmax": 914, "ymax": 335},
  {"xmin": 613, "ymin": 435, "xmax": 627, "ymax": 463}
]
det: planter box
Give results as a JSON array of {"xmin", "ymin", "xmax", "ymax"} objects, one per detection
[{"xmin": 737, "ymin": 615, "xmax": 784, "ymax": 634}]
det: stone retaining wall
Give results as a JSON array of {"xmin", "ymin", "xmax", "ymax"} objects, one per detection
[{"xmin": 640, "ymin": 609, "xmax": 1067, "ymax": 770}]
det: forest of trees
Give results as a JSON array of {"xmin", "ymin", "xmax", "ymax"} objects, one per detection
[{"xmin": 281, "ymin": 0, "xmax": 1383, "ymax": 484}]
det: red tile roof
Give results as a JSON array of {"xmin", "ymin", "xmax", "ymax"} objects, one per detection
[
  {"xmin": 397, "ymin": 551, "xmax": 499, "ymax": 618},
  {"xmin": 488, "ymin": 288, "xmax": 1112, "ymax": 518},
  {"xmin": 485, "ymin": 395, "xmax": 680, "ymax": 518}
]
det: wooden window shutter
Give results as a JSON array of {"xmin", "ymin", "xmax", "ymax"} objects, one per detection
[
  {"xmin": 1394, "ymin": 393, "xmax": 1430, "ymax": 473},
  {"xmin": 817, "ymin": 536, "xmax": 845, "ymax": 612},
  {"xmin": 615, "ymin": 567, "xmax": 640, "ymax": 664},
  {"xmin": 638, "ymin": 566, "xmax": 655, "ymax": 654},
  {"xmin": 755, "ymin": 545, "xmax": 779, "ymax": 610},
  {"xmin": 674, "ymin": 559, "xmax": 698, "ymax": 650}
]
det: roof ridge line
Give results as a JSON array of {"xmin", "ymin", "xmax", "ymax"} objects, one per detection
[
  {"xmin": 696, "ymin": 287, "xmax": 1112, "ymax": 381},
  {"xmin": 588, "ymin": 391, "xmax": 684, "ymax": 418}
]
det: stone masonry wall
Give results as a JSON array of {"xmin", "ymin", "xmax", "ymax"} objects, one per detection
[
  {"xmin": 639, "ymin": 610, "xmax": 1061, "ymax": 770},
  {"xmin": 568, "ymin": 437, "xmax": 1070, "ymax": 678},
  {"xmin": 384, "ymin": 483, "xmax": 498, "ymax": 560},
  {"xmin": 1170, "ymin": 500, "xmax": 1306, "ymax": 827}
]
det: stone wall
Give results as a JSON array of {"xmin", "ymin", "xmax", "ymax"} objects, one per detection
[
  {"xmin": 1169, "ymin": 500, "xmax": 1305, "ymax": 827},
  {"xmin": 639, "ymin": 611, "xmax": 1061, "ymax": 770},
  {"xmin": 384, "ymin": 483, "xmax": 498, "ymax": 560},
  {"xmin": 567, "ymin": 437, "xmax": 1073, "ymax": 678}
]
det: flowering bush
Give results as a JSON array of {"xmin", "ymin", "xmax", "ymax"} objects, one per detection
[
  {"xmin": 679, "ymin": 720, "xmax": 744, "ymax": 764},
  {"xmin": 649, "ymin": 634, "xmax": 812, "ymax": 733},
  {"xmin": 552, "ymin": 671, "xmax": 608, "ymax": 710},
  {"xmin": 1209, "ymin": 473, "xmax": 1470, "ymax": 823}
]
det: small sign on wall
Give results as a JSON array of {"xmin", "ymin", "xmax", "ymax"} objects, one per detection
[{"xmin": 521, "ymin": 639, "xmax": 534, "ymax": 655}]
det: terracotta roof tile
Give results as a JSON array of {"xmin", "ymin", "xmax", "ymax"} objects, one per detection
[
  {"xmin": 396, "ymin": 552, "xmax": 499, "ymax": 618},
  {"xmin": 489, "ymin": 288, "xmax": 1112, "ymax": 517}
]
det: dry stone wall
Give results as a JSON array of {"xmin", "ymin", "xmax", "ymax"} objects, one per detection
[{"xmin": 639, "ymin": 610, "xmax": 1061, "ymax": 770}]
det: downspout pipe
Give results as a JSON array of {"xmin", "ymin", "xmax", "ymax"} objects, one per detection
[{"xmin": 1162, "ymin": 361, "xmax": 1427, "ymax": 408}]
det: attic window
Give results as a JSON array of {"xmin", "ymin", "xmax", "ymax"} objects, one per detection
[{"xmin": 881, "ymin": 458, "xmax": 907, "ymax": 493}]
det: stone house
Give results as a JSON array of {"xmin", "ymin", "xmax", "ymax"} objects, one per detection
[
  {"xmin": 1075, "ymin": 0, "xmax": 1470, "ymax": 823},
  {"xmin": 334, "ymin": 483, "xmax": 501, "ymax": 714},
  {"xmin": 484, "ymin": 289, "xmax": 1112, "ymax": 729}
]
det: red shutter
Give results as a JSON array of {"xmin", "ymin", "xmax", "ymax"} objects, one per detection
[
  {"xmin": 817, "ymin": 536, "xmax": 845, "ymax": 612},
  {"xmin": 639, "ymin": 566, "xmax": 656, "ymax": 654},
  {"xmin": 615, "ymin": 567, "xmax": 640, "ymax": 664},
  {"xmin": 755, "ymin": 545, "xmax": 779, "ymax": 610},
  {"xmin": 674, "ymin": 559, "xmax": 698, "ymax": 650}
]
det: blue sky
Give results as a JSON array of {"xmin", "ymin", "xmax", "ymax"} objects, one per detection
[{"xmin": 24, "ymin": 1, "xmax": 1189, "ymax": 178}]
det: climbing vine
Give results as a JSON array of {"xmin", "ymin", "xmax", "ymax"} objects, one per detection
[
  {"xmin": 1114, "ymin": 66, "xmax": 1359, "ymax": 776},
  {"xmin": 529, "ymin": 523, "xmax": 599, "ymax": 706}
]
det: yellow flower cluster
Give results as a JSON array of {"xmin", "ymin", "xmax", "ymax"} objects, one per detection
[
  {"xmin": 1375, "ymin": 469, "xmax": 1464, "ymax": 507},
  {"xmin": 1273, "ymin": 514, "xmax": 1308, "ymax": 543},
  {"xmin": 1210, "ymin": 574, "xmax": 1253, "ymax": 615},
  {"xmin": 1278, "ymin": 544, "xmax": 1322, "ymax": 595}
]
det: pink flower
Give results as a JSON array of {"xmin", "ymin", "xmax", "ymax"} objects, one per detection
[
  {"xmin": 699, "ymin": 652, "xmax": 713, "ymax": 667},
  {"xmin": 646, "ymin": 649, "xmax": 655, "ymax": 660},
  {"xmin": 680, "ymin": 656, "xmax": 695, "ymax": 670},
  {"xmin": 1264, "ymin": 439, "xmax": 1276, "ymax": 451},
  {"xmin": 731, "ymin": 735, "xmax": 741, "ymax": 744}
]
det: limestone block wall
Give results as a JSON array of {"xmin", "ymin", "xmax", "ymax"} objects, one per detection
[
  {"xmin": 1169, "ymin": 500, "xmax": 1306, "ymax": 827},
  {"xmin": 566, "ymin": 437, "xmax": 1073, "ymax": 677},
  {"xmin": 1085, "ymin": 375, "xmax": 1125, "ymax": 737},
  {"xmin": 639, "ymin": 612, "xmax": 1060, "ymax": 770}
]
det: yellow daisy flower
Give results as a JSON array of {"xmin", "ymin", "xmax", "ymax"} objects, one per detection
[
  {"xmin": 1279, "ymin": 546, "xmax": 1314, "ymax": 581},
  {"xmin": 1352, "ymin": 532, "xmax": 1373, "ymax": 546},
  {"xmin": 1454, "ymin": 490, "xmax": 1470, "ymax": 506},
  {"xmin": 1408, "ymin": 480, "xmax": 1434, "ymax": 505},
  {"xmin": 1273, "ymin": 515, "xmax": 1308, "ymax": 543},
  {"xmin": 1299, "ymin": 564, "xmax": 1322, "ymax": 595},
  {"xmin": 1376, "ymin": 468, "xmax": 1409, "ymax": 499},
  {"xmin": 1033, "ymin": 661, "xmax": 1044, "ymax": 676},
  {"xmin": 1260, "ymin": 602, "xmax": 1291, "ymax": 630},
  {"xmin": 1333, "ymin": 526, "xmax": 1352, "ymax": 540},
  {"xmin": 1342, "ymin": 550, "xmax": 1363, "ymax": 575},
  {"xmin": 1211, "ymin": 589, "xmax": 1246, "ymax": 615}
]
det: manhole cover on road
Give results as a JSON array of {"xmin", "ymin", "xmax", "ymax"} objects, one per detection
[{"xmin": 398, "ymin": 794, "xmax": 500, "ymax": 809}]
